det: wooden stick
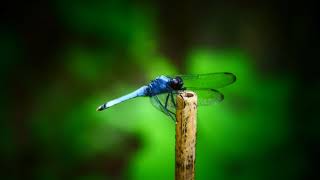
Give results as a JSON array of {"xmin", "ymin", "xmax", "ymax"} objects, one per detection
[{"xmin": 175, "ymin": 91, "xmax": 197, "ymax": 180}]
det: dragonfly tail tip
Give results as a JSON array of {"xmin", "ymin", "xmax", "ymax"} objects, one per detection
[{"xmin": 96, "ymin": 105, "xmax": 106, "ymax": 111}]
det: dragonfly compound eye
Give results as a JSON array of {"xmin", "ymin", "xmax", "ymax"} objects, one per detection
[{"xmin": 170, "ymin": 76, "xmax": 184, "ymax": 90}]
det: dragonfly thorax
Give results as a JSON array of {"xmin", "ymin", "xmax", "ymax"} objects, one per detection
[{"xmin": 146, "ymin": 75, "xmax": 175, "ymax": 96}]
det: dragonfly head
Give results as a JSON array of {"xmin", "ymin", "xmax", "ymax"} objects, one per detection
[{"xmin": 169, "ymin": 76, "xmax": 184, "ymax": 90}]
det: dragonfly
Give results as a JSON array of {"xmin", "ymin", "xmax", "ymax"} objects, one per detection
[{"xmin": 96, "ymin": 72, "xmax": 236, "ymax": 120}]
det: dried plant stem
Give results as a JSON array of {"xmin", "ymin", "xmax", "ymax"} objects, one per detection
[{"xmin": 175, "ymin": 91, "xmax": 197, "ymax": 180}]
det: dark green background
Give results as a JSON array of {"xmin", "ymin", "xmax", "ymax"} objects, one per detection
[{"xmin": 1, "ymin": 0, "xmax": 319, "ymax": 179}]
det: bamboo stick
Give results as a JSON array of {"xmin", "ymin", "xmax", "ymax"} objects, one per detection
[{"xmin": 175, "ymin": 91, "xmax": 197, "ymax": 180}]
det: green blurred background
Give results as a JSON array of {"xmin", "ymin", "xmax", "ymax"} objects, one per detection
[{"xmin": 1, "ymin": 0, "xmax": 319, "ymax": 179}]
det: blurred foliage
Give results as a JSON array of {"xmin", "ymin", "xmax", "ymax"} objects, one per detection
[{"xmin": 1, "ymin": 0, "xmax": 318, "ymax": 180}]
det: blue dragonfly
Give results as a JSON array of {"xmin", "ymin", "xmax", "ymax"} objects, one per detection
[{"xmin": 97, "ymin": 73, "xmax": 236, "ymax": 120}]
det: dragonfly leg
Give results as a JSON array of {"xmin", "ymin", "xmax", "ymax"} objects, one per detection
[
  {"xmin": 167, "ymin": 93, "xmax": 176, "ymax": 119},
  {"xmin": 170, "ymin": 92, "xmax": 176, "ymax": 107},
  {"xmin": 167, "ymin": 109, "xmax": 176, "ymax": 118},
  {"xmin": 167, "ymin": 111, "xmax": 176, "ymax": 121},
  {"xmin": 154, "ymin": 95, "xmax": 175, "ymax": 121},
  {"xmin": 164, "ymin": 93, "xmax": 170, "ymax": 109}
]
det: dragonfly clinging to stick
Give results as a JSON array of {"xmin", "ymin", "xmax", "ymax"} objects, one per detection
[{"xmin": 97, "ymin": 72, "xmax": 236, "ymax": 120}]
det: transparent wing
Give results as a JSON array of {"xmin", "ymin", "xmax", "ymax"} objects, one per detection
[
  {"xmin": 191, "ymin": 88, "xmax": 224, "ymax": 106},
  {"xmin": 149, "ymin": 89, "xmax": 225, "ymax": 120},
  {"xmin": 150, "ymin": 88, "xmax": 224, "ymax": 111},
  {"xmin": 169, "ymin": 72, "xmax": 236, "ymax": 89},
  {"xmin": 150, "ymin": 92, "xmax": 178, "ymax": 120}
]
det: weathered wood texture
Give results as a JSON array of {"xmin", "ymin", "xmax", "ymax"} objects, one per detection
[{"xmin": 175, "ymin": 91, "xmax": 197, "ymax": 180}]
